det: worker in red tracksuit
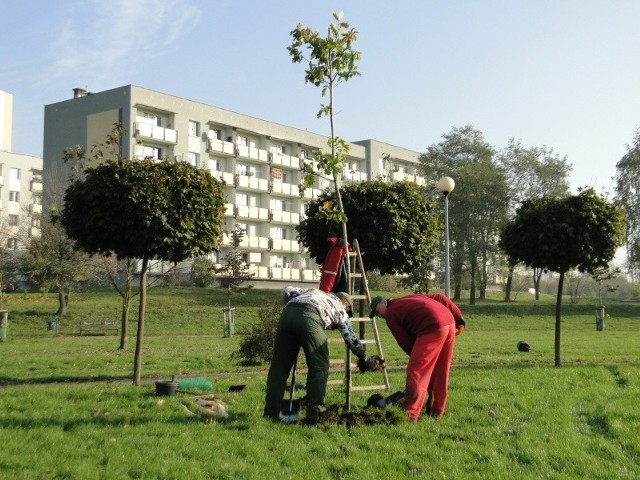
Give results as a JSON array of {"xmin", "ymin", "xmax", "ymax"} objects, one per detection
[{"xmin": 369, "ymin": 293, "xmax": 465, "ymax": 421}]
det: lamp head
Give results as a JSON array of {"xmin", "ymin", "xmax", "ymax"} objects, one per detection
[{"xmin": 437, "ymin": 176, "xmax": 455, "ymax": 194}]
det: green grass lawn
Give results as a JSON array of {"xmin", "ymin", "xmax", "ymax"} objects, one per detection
[{"xmin": 0, "ymin": 287, "xmax": 638, "ymax": 479}]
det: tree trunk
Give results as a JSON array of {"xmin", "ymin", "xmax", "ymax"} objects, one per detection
[
  {"xmin": 554, "ymin": 270, "xmax": 564, "ymax": 367},
  {"xmin": 56, "ymin": 289, "xmax": 67, "ymax": 316},
  {"xmin": 469, "ymin": 255, "xmax": 477, "ymax": 305},
  {"xmin": 132, "ymin": 257, "xmax": 149, "ymax": 385},
  {"xmin": 504, "ymin": 265, "xmax": 514, "ymax": 302},
  {"xmin": 119, "ymin": 282, "xmax": 131, "ymax": 350},
  {"xmin": 479, "ymin": 250, "xmax": 488, "ymax": 300},
  {"xmin": 533, "ymin": 268, "xmax": 543, "ymax": 300}
]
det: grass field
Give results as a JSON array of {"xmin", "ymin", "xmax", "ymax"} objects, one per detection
[{"xmin": 0, "ymin": 287, "xmax": 638, "ymax": 479}]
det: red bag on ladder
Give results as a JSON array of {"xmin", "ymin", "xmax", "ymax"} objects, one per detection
[{"xmin": 319, "ymin": 237, "xmax": 351, "ymax": 293}]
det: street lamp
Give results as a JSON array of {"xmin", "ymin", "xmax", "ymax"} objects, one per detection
[{"xmin": 437, "ymin": 176, "xmax": 455, "ymax": 298}]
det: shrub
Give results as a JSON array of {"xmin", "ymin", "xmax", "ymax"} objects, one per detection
[
  {"xmin": 233, "ymin": 299, "xmax": 282, "ymax": 366},
  {"xmin": 191, "ymin": 257, "xmax": 216, "ymax": 288}
]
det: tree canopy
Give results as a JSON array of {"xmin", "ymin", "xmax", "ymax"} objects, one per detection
[
  {"xmin": 500, "ymin": 189, "xmax": 624, "ymax": 275},
  {"xmin": 420, "ymin": 125, "xmax": 510, "ymax": 302},
  {"xmin": 615, "ymin": 127, "xmax": 640, "ymax": 286},
  {"xmin": 61, "ymin": 159, "xmax": 226, "ymax": 262},
  {"xmin": 297, "ymin": 180, "xmax": 440, "ymax": 275}
]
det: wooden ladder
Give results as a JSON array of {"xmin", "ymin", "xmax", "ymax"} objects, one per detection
[{"xmin": 328, "ymin": 238, "xmax": 390, "ymax": 410}]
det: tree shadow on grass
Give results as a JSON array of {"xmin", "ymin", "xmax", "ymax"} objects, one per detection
[{"xmin": 0, "ymin": 374, "xmax": 132, "ymax": 387}]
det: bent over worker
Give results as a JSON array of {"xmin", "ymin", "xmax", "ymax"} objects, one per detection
[
  {"xmin": 264, "ymin": 287, "xmax": 381, "ymax": 421},
  {"xmin": 369, "ymin": 293, "xmax": 465, "ymax": 421}
]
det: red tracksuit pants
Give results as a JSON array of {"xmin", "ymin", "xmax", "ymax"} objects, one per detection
[{"xmin": 404, "ymin": 323, "xmax": 456, "ymax": 421}]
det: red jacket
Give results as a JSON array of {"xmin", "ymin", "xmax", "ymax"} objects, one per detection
[{"xmin": 384, "ymin": 294, "xmax": 456, "ymax": 355}]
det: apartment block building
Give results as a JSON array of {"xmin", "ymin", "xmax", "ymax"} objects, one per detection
[
  {"xmin": 43, "ymin": 85, "xmax": 425, "ymax": 282},
  {"xmin": 0, "ymin": 90, "xmax": 43, "ymax": 252}
]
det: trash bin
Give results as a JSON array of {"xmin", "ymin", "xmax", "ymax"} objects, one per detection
[
  {"xmin": 223, "ymin": 307, "xmax": 235, "ymax": 337},
  {"xmin": 47, "ymin": 316, "xmax": 58, "ymax": 331},
  {"xmin": 0, "ymin": 310, "xmax": 7, "ymax": 342},
  {"xmin": 595, "ymin": 305, "xmax": 605, "ymax": 331}
]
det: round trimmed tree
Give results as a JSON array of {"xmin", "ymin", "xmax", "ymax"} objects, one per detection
[
  {"xmin": 297, "ymin": 180, "xmax": 440, "ymax": 275},
  {"xmin": 62, "ymin": 159, "xmax": 226, "ymax": 384},
  {"xmin": 500, "ymin": 188, "xmax": 624, "ymax": 366}
]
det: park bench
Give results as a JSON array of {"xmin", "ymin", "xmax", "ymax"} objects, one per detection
[{"xmin": 79, "ymin": 321, "xmax": 120, "ymax": 336}]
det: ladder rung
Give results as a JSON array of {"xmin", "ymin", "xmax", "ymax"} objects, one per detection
[{"xmin": 350, "ymin": 385, "xmax": 388, "ymax": 392}]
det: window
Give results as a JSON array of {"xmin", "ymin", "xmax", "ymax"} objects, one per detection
[
  {"xmin": 270, "ymin": 144, "xmax": 286, "ymax": 155},
  {"xmin": 270, "ymin": 255, "xmax": 284, "ymax": 268},
  {"xmin": 208, "ymin": 158, "xmax": 220, "ymax": 172},
  {"xmin": 8, "ymin": 215, "xmax": 18, "ymax": 226},
  {"xmin": 188, "ymin": 121, "xmax": 200, "ymax": 137},
  {"xmin": 32, "ymin": 218, "xmax": 41, "ymax": 228},
  {"xmin": 271, "ymin": 227, "xmax": 287, "ymax": 240},
  {"xmin": 7, "ymin": 238, "xmax": 17, "ymax": 250},
  {"xmin": 10, "ymin": 168, "xmax": 20, "ymax": 181},
  {"xmin": 236, "ymin": 193, "xmax": 248, "ymax": 206},
  {"xmin": 9, "ymin": 191, "xmax": 19, "ymax": 202},
  {"xmin": 141, "ymin": 146, "xmax": 162, "ymax": 161},
  {"xmin": 33, "ymin": 194, "xmax": 42, "ymax": 205},
  {"xmin": 299, "ymin": 149, "xmax": 309, "ymax": 160},
  {"xmin": 236, "ymin": 136, "xmax": 248, "ymax": 146},
  {"xmin": 188, "ymin": 152, "xmax": 199, "ymax": 166},
  {"xmin": 271, "ymin": 167, "xmax": 282, "ymax": 181},
  {"xmin": 236, "ymin": 164, "xmax": 248, "ymax": 176}
]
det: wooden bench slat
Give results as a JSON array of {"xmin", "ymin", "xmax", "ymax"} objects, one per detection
[{"xmin": 79, "ymin": 321, "xmax": 120, "ymax": 336}]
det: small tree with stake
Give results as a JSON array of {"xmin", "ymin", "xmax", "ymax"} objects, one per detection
[
  {"xmin": 216, "ymin": 224, "xmax": 254, "ymax": 336},
  {"xmin": 288, "ymin": 11, "xmax": 361, "ymax": 276}
]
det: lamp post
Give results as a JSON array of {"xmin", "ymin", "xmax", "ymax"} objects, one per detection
[{"xmin": 437, "ymin": 176, "xmax": 455, "ymax": 298}]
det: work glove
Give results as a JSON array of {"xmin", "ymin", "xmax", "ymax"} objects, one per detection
[{"xmin": 357, "ymin": 355, "xmax": 385, "ymax": 373}]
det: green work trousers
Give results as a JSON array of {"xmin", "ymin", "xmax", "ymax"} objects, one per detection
[{"xmin": 263, "ymin": 304, "xmax": 329, "ymax": 419}]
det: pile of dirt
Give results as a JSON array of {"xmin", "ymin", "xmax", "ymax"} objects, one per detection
[{"xmin": 299, "ymin": 404, "xmax": 407, "ymax": 428}]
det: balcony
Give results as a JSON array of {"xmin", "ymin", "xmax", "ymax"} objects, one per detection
[
  {"xmin": 30, "ymin": 227, "xmax": 41, "ymax": 238},
  {"xmin": 270, "ymin": 266, "xmax": 301, "ymax": 281},
  {"xmin": 269, "ymin": 238, "xmax": 298, "ymax": 252},
  {"xmin": 235, "ymin": 205, "xmax": 269, "ymax": 221},
  {"xmin": 270, "ymin": 152, "xmax": 300, "ymax": 170},
  {"xmin": 135, "ymin": 122, "xmax": 177, "ymax": 144},
  {"xmin": 221, "ymin": 232, "xmax": 270, "ymax": 250},
  {"xmin": 207, "ymin": 138, "xmax": 235, "ymax": 156},
  {"xmin": 270, "ymin": 181, "xmax": 299, "ymax": 197},
  {"xmin": 248, "ymin": 265, "xmax": 270, "ymax": 279},
  {"xmin": 302, "ymin": 187, "xmax": 321, "ymax": 200},
  {"xmin": 342, "ymin": 171, "xmax": 368, "ymax": 182},
  {"xmin": 224, "ymin": 203, "xmax": 235, "ymax": 217},
  {"xmin": 29, "ymin": 203, "xmax": 42, "ymax": 214},
  {"xmin": 235, "ymin": 174, "xmax": 269, "ymax": 191},
  {"xmin": 247, "ymin": 146, "xmax": 269, "ymax": 163},
  {"xmin": 31, "ymin": 181, "xmax": 43, "ymax": 192},
  {"xmin": 209, "ymin": 170, "xmax": 234, "ymax": 185},
  {"xmin": 270, "ymin": 210, "xmax": 300, "ymax": 224}
]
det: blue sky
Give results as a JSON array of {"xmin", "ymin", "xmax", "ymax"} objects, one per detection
[{"xmin": 2, "ymin": 0, "xmax": 640, "ymax": 195}]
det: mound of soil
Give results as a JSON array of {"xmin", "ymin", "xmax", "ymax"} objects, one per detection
[{"xmin": 299, "ymin": 404, "xmax": 406, "ymax": 428}]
